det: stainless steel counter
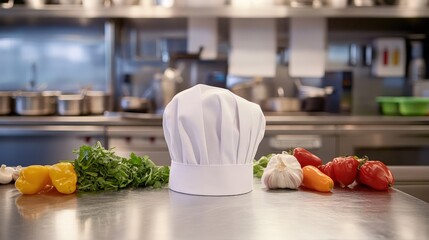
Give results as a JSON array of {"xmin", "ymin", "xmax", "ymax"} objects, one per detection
[
  {"xmin": 1, "ymin": 180, "xmax": 428, "ymax": 240},
  {"xmin": 2, "ymin": 5, "xmax": 429, "ymax": 19},
  {"xmin": 0, "ymin": 114, "xmax": 429, "ymax": 126}
]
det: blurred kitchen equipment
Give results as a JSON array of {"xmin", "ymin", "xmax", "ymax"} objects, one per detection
[
  {"xmin": 0, "ymin": 92, "xmax": 14, "ymax": 115},
  {"xmin": 230, "ymin": 0, "xmax": 273, "ymax": 7},
  {"xmin": 153, "ymin": 67, "xmax": 183, "ymax": 113},
  {"xmin": 230, "ymin": 77, "xmax": 271, "ymax": 105},
  {"xmin": 120, "ymin": 73, "xmax": 153, "ymax": 113},
  {"xmin": 206, "ymin": 71, "xmax": 227, "ymax": 88},
  {"xmin": 182, "ymin": 0, "xmax": 225, "ymax": 7},
  {"xmin": 57, "ymin": 93, "xmax": 85, "ymax": 116},
  {"xmin": 413, "ymin": 80, "xmax": 429, "ymax": 97},
  {"xmin": 401, "ymin": 0, "xmax": 428, "ymax": 8},
  {"xmin": 82, "ymin": 0, "xmax": 105, "ymax": 8},
  {"xmin": 14, "ymin": 91, "xmax": 60, "ymax": 116},
  {"xmin": 112, "ymin": 0, "xmax": 136, "ymax": 6},
  {"xmin": 85, "ymin": 91, "xmax": 109, "ymax": 115},
  {"xmin": 372, "ymin": 38, "xmax": 406, "ymax": 77},
  {"xmin": 397, "ymin": 97, "xmax": 429, "ymax": 116},
  {"xmin": 408, "ymin": 38, "xmax": 426, "ymax": 82},
  {"xmin": 58, "ymin": 0, "xmax": 80, "ymax": 4},
  {"xmin": 120, "ymin": 96, "xmax": 153, "ymax": 113},
  {"xmin": 323, "ymin": 71, "xmax": 353, "ymax": 114},
  {"xmin": 295, "ymin": 79, "xmax": 334, "ymax": 99},
  {"xmin": 157, "ymin": 0, "xmax": 174, "ymax": 7},
  {"xmin": 289, "ymin": 18, "xmax": 326, "ymax": 78},
  {"xmin": 363, "ymin": 45, "xmax": 373, "ymax": 66},
  {"xmin": 140, "ymin": 0, "xmax": 154, "ymax": 6},
  {"xmin": 376, "ymin": 0, "xmax": 397, "ymax": 5},
  {"xmin": 187, "ymin": 18, "xmax": 218, "ymax": 60},
  {"xmin": 377, "ymin": 96, "xmax": 429, "ymax": 116},
  {"xmin": 1, "ymin": 0, "xmax": 14, "ymax": 8},
  {"xmin": 289, "ymin": 0, "xmax": 317, "ymax": 7},
  {"xmin": 376, "ymin": 96, "xmax": 400, "ymax": 116},
  {"xmin": 295, "ymin": 79, "xmax": 334, "ymax": 112},
  {"xmin": 150, "ymin": 48, "xmax": 201, "ymax": 113},
  {"xmin": 328, "ymin": 0, "xmax": 348, "ymax": 8},
  {"xmin": 352, "ymin": 0, "xmax": 374, "ymax": 6},
  {"xmin": 302, "ymin": 96, "xmax": 325, "ymax": 112},
  {"xmin": 229, "ymin": 19, "xmax": 276, "ymax": 78},
  {"xmin": 24, "ymin": 0, "xmax": 45, "ymax": 8},
  {"xmin": 349, "ymin": 44, "xmax": 359, "ymax": 66},
  {"xmin": 261, "ymin": 87, "xmax": 300, "ymax": 112}
]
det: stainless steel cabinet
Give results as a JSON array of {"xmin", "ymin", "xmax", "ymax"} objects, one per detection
[
  {"xmin": 256, "ymin": 125, "xmax": 337, "ymax": 163},
  {"xmin": 0, "ymin": 126, "xmax": 106, "ymax": 166},
  {"xmin": 106, "ymin": 126, "xmax": 170, "ymax": 166},
  {"xmin": 337, "ymin": 125, "xmax": 429, "ymax": 203}
]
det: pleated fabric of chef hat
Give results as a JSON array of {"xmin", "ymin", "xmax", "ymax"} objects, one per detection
[{"xmin": 163, "ymin": 84, "xmax": 266, "ymax": 196}]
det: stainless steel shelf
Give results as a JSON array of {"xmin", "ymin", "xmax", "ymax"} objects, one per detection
[{"xmin": 1, "ymin": 5, "xmax": 429, "ymax": 19}]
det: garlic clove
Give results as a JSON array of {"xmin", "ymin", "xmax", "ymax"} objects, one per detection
[
  {"xmin": 12, "ymin": 165, "xmax": 23, "ymax": 181},
  {"xmin": 0, "ymin": 164, "xmax": 14, "ymax": 184}
]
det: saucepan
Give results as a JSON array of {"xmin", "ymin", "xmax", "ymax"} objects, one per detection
[
  {"xmin": 14, "ymin": 91, "xmax": 60, "ymax": 116},
  {"xmin": 0, "ymin": 91, "xmax": 14, "ymax": 115},
  {"xmin": 295, "ymin": 80, "xmax": 334, "ymax": 112},
  {"xmin": 57, "ymin": 93, "xmax": 86, "ymax": 116},
  {"xmin": 85, "ymin": 91, "xmax": 110, "ymax": 115},
  {"xmin": 261, "ymin": 87, "xmax": 301, "ymax": 112},
  {"xmin": 230, "ymin": 77, "xmax": 270, "ymax": 105},
  {"xmin": 120, "ymin": 96, "xmax": 153, "ymax": 113}
]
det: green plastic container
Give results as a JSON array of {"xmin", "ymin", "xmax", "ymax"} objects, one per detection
[
  {"xmin": 376, "ymin": 97, "xmax": 400, "ymax": 116},
  {"xmin": 397, "ymin": 97, "xmax": 429, "ymax": 116}
]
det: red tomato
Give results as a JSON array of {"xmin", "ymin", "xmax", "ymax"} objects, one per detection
[
  {"xmin": 332, "ymin": 156, "xmax": 360, "ymax": 187},
  {"xmin": 358, "ymin": 161, "xmax": 394, "ymax": 191},
  {"xmin": 292, "ymin": 147, "xmax": 323, "ymax": 168},
  {"xmin": 318, "ymin": 161, "xmax": 337, "ymax": 184}
]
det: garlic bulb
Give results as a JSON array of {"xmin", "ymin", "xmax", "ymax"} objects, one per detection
[
  {"xmin": 261, "ymin": 152, "xmax": 303, "ymax": 190},
  {"xmin": 0, "ymin": 164, "xmax": 14, "ymax": 184},
  {"xmin": 12, "ymin": 165, "xmax": 23, "ymax": 181}
]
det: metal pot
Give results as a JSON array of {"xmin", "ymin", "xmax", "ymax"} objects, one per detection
[
  {"xmin": 261, "ymin": 87, "xmax": 300, "ymax": 112},
  {"xmin": 57, "ymin": 94, "xmax": 85, "ymax": 116},
  {"xmin": 295, "ymin": 80, "xmax": 333, "ymax": 112},
  {"xmin": 85, "ymin": 91, "xmax": 110, "ymax": 115},
  {"xmin": 230, "ymin": 77, "xmax": 270, "ymax": 105},
  {"xmin": 0, "ymin": 92, "xmax": 14, "ymax": 115},
  {"xmin": 262, "ymin": 97, "xmax": 301, "ymax": 112},
  {"xmin": 302, "ymin": 96, "xmax": 326, "ymax": 112},
  {"xmin": 14, "ymin": 91, "xmax": 60, "ymax": 116},
  {"xmin": 120, "ymin": 96, "xmax": 153, "ymax": 113}
]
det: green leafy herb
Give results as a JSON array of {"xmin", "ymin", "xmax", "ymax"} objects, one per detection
[
  {"xmin": 253, "ymin": 154, "xmax": 273, "ymax": 178},
  {"xmin": 72, "ymin": 142, "xmax": 169, "ymax": 192}
]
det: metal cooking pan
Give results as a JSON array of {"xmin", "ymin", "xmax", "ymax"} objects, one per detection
[
  {"xmin": 120, "ymin": 96, "xmax": 153, "ymax": 113},
  {"xmin": 262, "ymin": 97, "xmax": 301, "ymax": 112},
  {"xmin": 14, "ymin": 91, "xmax": 60, "ymax": 116},
  {"xmin": 0, "ymin": 92, "xmax": 14, "ymax": 115},
  {"xmin": 57, "ymin": 94, "xmax": 85, "ymax": 116},
  {"xmin": 85, "ymin": 91, "xmax": 110, "ymax": 115}
]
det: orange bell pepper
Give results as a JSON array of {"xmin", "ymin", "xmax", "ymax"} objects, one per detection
[{"xmin": 301, "ymin": 165, "xmax": 334, "ymax": 193}]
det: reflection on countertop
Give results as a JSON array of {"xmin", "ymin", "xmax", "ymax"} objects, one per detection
[{"xmin": 1, "ymin": 180, "xmax": 428, "ymax": 240}]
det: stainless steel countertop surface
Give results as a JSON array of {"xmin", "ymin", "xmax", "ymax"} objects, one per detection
[
  {"xmin": 1, "ymin": 180, "xmax": 428, "ymax": 240},
  {"xmin": 0, "ymin": 113, "xmax": 429, "ymax": 126}
]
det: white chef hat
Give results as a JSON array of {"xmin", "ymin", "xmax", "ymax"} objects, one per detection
[{"xmin": 163, "ymin": 84, "xmax": 266, "ymax": 196}]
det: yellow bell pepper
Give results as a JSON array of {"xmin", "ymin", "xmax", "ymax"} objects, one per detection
[
  {"xmin": 15, "ymin": 165, "xmax": 51, "ymax": 195},
  {"xmin": 49, "ymin": 162, "xmax": 77, "ymax": 194}
]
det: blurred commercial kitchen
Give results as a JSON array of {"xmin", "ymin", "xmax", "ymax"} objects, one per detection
[{"xmin": 0, "ymin": 0, "xmax": 429, "ymax": 201}]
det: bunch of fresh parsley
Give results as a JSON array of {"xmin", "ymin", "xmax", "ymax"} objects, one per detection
[{"xmin": 72, "ymin": 141, "xmax": 170, "ymax": 192}]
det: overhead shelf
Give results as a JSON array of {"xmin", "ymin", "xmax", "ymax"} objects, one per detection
[{"xmin": 1, "ymin": 5, "xmax": 429, "ymax": 19}]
